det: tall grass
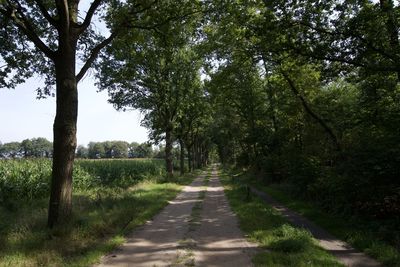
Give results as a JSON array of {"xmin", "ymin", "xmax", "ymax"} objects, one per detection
[
  {"xmin": 0, "ymin": 158, "xmax": 165, "ymax": 205},
  {"xmin": 0, "ymin": 158, "xmax": 194, "ymax": 267}
]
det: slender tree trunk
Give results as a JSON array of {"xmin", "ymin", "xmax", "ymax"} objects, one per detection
[
  {"xmin": 179, "ymin": 139, "xmax": 185, "ymax": 175},
  {"xmin": 196, "ymin": 143, "xmax": 201, "ymax": 169},
  {"xmin": 187, "ymin": 144, "xmax": 192, "ymax": 172},
  {"xmin": 48, "ymin": 48, "xmax": 78, "ymax": 228},
  {"xmin": 193, "ymin": 141, "xmax": 197, "ymax": 169},
  {"xmin": 192, "ymin": 143, "xmax": 196, "ymax": 170},
  {"xmin": 165, "ymin": 127, "xmax": 173, "ymax": 177},
  {"xmin": 200, "ymin": 145, "xmax": 204, "ymax": 167}
]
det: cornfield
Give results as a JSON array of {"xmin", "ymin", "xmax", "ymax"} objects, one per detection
[{"xmin": 0, "ymin": 158, "xmax": 165, "ymax": 203}]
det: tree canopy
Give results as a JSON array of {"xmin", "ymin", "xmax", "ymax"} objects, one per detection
[{"xmin": 2, "ymin": 0, "xmax": 399, "ymax": 228}]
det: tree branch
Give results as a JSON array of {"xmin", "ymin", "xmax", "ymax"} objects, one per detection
[
  {"xmin": 54, "ymin": 0, "xmax": 69, "ymax": 29},
  {"xmin": 35, "ymin": 0, "xmax": 58, "ymax": 27},
  {"xmin": 77, "ymin": 0, "xmax": 102, "ymax": 33},
  {"xmin": 76, "ymin": 31, "xmax": 117, "ymax": 82},
  {"xmin": 3, "ymin": 1, "xmax": 56, "ymax": 60},
  {"xmin": 281, "ymin": 70, "xmax": 342, "ymax": 152}
]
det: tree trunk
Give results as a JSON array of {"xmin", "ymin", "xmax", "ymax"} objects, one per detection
[
  {"xmin": 187, "ymin": 144, "xmax": 193, "ymax": 172},
  {"xmin": 165, "ymin": 127, "xmax": 173, "ymax": 177},
  {"xmin": 380, "ymin": 0, "xmax": 400, "ymax": 80},
  {"xmin": 179, "ymin": 139, "xmax": 185, "ymax": 175},
  {"xmin": 196, "ymin": 142, "xmax": 201, "ymax": 169},
  {"xmin": 48, "ymin": 49, "xmax": 78, "ymax": 228}
]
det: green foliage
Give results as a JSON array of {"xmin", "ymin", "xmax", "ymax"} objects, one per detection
[
  {"xmin": 76, "ymin": 159, "xmax": 165, "ymax": 188},
  {"xmin": 0, "ymin": 159, "xmax": 166, "ymax": 205},
  {"xmin": 260, "ymin": 184, "xmax": 400, "ymax": 266},
  {"xmin": 220, "ymin": 171, "xmax": 343, "ymax": 267},
  {"xmin": 0, "ymin": 138, "xmax": 52, "ymax": 158}
]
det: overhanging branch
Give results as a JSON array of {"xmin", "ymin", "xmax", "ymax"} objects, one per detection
[
  {"xmin": 77, "ymin": 0, "xmax": 102, "ymax": 33},
  {"xmin": 35, "ymin": 0, "xmax": 58, "ymax": 27},
  {"xmin": 280, "ymin": 70, "xmax": 342, "ymax": 152},
  {"xmin": 76, "ymin": 31, "xmax": 117, "ymax": 82},
  {"xmin": 3, "ymin": 1, "xmax": 56, "ymax": 60}
]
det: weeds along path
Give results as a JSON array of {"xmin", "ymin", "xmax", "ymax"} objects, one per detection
[
  {"xmin": 250, "ymin": 186, "xmax": 382, "ymax": 267},
  {"xmin": 96, "ymin": 167, "xmax": 257, "ymax": 267}
]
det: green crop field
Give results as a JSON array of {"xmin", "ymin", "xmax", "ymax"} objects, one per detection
[
  {"xmin": 0, "ymin": 158, "xmax": 195, "ymax": 266},
  {"xmin": 0, "ymin": 158, "xmax": 165, "ymax": 204}
]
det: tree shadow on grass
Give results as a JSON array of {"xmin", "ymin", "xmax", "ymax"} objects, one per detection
[{"xmin": 0, "ymin": 183, "xmax": 182, "ymax": 266}]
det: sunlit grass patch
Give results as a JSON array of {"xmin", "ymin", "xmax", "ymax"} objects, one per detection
[
  {"xmin": 262, "ymin": 185, "xmax": 400, "ymax": 266},
  {"xmin": 220, "ymin": 171, "xmax": 344, "ymax": 267}
]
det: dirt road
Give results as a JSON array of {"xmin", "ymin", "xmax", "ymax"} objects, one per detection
[{"xmin": 96, "ymin": 168, "xmax": 257, "ymax": 267}]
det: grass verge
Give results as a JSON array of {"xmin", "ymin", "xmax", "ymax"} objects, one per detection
[
  {"xmin": 261, "ymin": 184, "xmax": 400, "ymax": 267},
  {"xmin": 219, "ymin": 170, "xmax": 344, "ymax": 267},
  {"xmin": 0, "ymin": 171, "xmax": 198, "ymax": 267}
]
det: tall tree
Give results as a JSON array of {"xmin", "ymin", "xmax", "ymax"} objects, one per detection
[
  {"xmin": 98, "ymin": 0, "xmax": 202, "ymax": 177},
  {"xmin": 0, "ymin": 1, "xmax": 161, "ymax": 227}
]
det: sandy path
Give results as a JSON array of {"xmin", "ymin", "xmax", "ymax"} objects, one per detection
[
  {"xmin": 250, "ymin": 186, "xmax": 382, "ymax": 267},
  {"xmin": 192, "ymin": 169, "xmax": 257, "ymax": 267},
  {"xmin": 97, "ymin": 175, "xmax": 205, "ymax": 267},
  {"xmin": 96, "ymin": 169, "xmax": 257, "ymax": 267}
]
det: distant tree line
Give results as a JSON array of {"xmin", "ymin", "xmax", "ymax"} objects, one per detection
[
  {"xmin": 0, "ymin": 138, "xmax": 165, "ymax": 160},
  {"xmin": 77, "ymin": 141, "xmax": 156, "ymax": 159},
  {"xmin": 0, "ymin": 138, "xmax": 53, "ymax": 158}
]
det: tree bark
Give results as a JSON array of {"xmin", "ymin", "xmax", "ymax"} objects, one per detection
[
  {"xmin": 48, "ymin": 46, "xmax": 78, "ymax": 228},
  {"xmin": 380, "ymin": 0, "xmax": 400, "ymax": 80},
  {"xmin": 179, "ymin": 139, "xmax": 185, "ymax": 175},
  {"xmin": 187, "ymin": 144, "xmax": 193, "ymax": 172},
  {"xmin": 165, "ymin": 127, "xmax": 174, "ymax": 177}
]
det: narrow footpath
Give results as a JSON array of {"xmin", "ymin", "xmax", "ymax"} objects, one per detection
[{"xmin": 96, "ymin": 168, "xmax": 257, "ymax": 267}]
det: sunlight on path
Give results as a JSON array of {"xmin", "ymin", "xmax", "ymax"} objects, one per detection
[
  {"xmin": 193, "ymin": 169, "xmax": 258, "ymax": 267},
  {"xmin": 95, "ymin": 168, "xmax": 258, "ymax": 267},
  {"xmin": 96, "ymin": 175, "xmax": 204, "ymax": 267}
]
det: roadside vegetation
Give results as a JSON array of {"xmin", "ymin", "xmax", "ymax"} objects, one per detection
[
  {"xmin": 220, "ymin": 170, "xmax": 343, "ymax": 267},
  {"xmin": 0, "ymin": 158, "xmax": 197, "ymax": 266},
  {"xmin": 226, "ymin": 168, "xmax": 400, "ymax": 266}
]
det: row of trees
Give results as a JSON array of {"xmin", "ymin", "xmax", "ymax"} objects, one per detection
[
  {"xmin": 78, "ymin": 141, "xmax": 154, "ymax": 159},
  {"xmin": 0, "ymin": 139, "xmax": 160, "ymax": 159},
  {"xmin": 3, "ymin": 0, "xmax": 397, "ymax": 228},
  {"xmin": 97, "ymin": 0, "xmax": 213, "ymax": 177},
  {"xmin": 201, "ymin": 1, "xmax": 400, "ymax": 220},
  {"xmin": 0, "ymin": 0, "xmax": 215, "ymax": 227},
  {"xmin": 0, "ymin": 138, "xmax": 52, "ymax": 158}
]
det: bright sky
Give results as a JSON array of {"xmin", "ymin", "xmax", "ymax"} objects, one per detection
[{"xmin": 0, "ymin": 76, "xmax": 149, "ymax": 146}]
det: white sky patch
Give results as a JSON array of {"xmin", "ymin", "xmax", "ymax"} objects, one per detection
[{"xmin": 0, "ymin": 76, "xmax": 149, "ymax": 146}]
